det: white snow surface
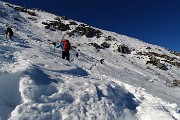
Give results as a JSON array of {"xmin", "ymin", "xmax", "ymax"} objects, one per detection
[{"xmin": 0, "ymin": 1, "xmax": 180, "ymax": 120}]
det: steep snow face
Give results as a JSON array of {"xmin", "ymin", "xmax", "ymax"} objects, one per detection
[
  {"xmin": 0, "ymin": 72, "xmax": 22, "ymax": 120},
  {"xmin": 0, "ymin": 1, "xmax": 180, "ymax": 120}
]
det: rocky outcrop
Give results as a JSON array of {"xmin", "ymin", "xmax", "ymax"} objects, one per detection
[
  {"xmin": 42, "ymin": 20, "xmax": 70, "ymax": 31},
  {"xmin": 5, "ymin": 4, "xmax": 37, "ymax": 16},
  {"xmin": 171, "ymin": 51, "xmax": 180, "ymax": 56},
  {"xmin": 136, "ymin": 51, "xmax": 180, "ymax": 68},
  {"xmin": 61, "ymin": 16, "xmax": 69, "ymax": 20},
  {"xmin": 146, "ymin": 56, "xmax": 167, "ymax": 70},
  {"xmin": 105, "ymin": 36, "xmax": 117, "ymax": 41},
  {"xmin": 27, "ymin": 17, "xmax": 37, "ymax": 21},
  {"xmin": 101, "ymin": 42, "xmax": 110, "ymax": 48},
  {"xmin": 88, "ymin": 43, "xmax": 103, "ymax": 49},
  {"xmin": 14, "ymin": 7, "xmax": 37, "ymax": 16},
  {"xmin": 172, "ymin": 80, "xmax": 180, "ymax": 87},
  {"xmin": 67, "ymin": 24, "xmax": 102, "ymax": 38},
  {"xmin": 95, "ymin": 30, "xmax": 102, "ymax": 38},
  {"xmin": 69, "ymin": 21, "xmax": 78, "ymax": 25},
  {"xmin": 5, "ymin": 3, "xmax": 14, "ymax": 8},
  {"xmin": 117, "ymin": 45, "xmax": 130, "ymax": 54},
  {"xmin": 13, "ymin": 17, "xmax": 22, "ymax": 22},
  {"xmin": 76, "ymin": 24, "xmax": 95, "ymax": 38}
]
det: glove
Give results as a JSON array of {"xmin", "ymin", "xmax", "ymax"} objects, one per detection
[{"xmin": 50, "ymin": 42, "xmax": 56, "ymax": 46}]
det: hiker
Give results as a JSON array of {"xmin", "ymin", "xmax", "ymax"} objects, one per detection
[
  {"xmin": 55, "ymin": 39, "xmax": 72, "ymax": 61},
  {"xmin": 75, "ymin": 52, "xmax": 79, "ymax": 58},
  {"xmin": 5, "ymin": 27, "xmax": 13, "ymax": 39},
  {"xmin": 100, "ymin": 59, "xmax": 104, "ymax": 64}
]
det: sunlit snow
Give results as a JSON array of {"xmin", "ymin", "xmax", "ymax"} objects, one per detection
[{"xmin": 0, "ymin": 1, "xmax": 180, "ymax": 120}]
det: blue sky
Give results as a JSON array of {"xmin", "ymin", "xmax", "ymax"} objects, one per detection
[{"xmin": 2, "ymin": 0, "xmax": 180, "ymax": 51}]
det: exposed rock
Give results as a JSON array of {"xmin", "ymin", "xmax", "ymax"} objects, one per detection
[
  {"xmin": 61, "ymin": 16, "xmax": 69, "ymax": 20},
  {"xmin": 105, "ymin": 36, "xmax": 116, "ymax": 41},
  {"xmin": 157, "ymin": 62, "xmax": 166, "ymax": 70},
  {"xmin": 72, "ymin": 24, "xmax": 102, "ymax": 38},
  {"xmin": 14, "ymin": 6, "xmax": 37, "ymax": 16},
  {"xmin": 171, "ymin": 51, "xmax": 180, "ymax": 56},
  {"xmin": 5, "ymin": 3, "xmax": 14, "ymax": 8},
  {"xmin": 136, "ymin": 51, "xmax": 180, "ymax": 68},
  {"xmin": 27, "ymin": 17, "xmax": 37, "ymax": 21},
  {"xmin": 42, "ymin": 21, "xmax": 70, "ymax": 31},
  {"xmin": 117, "ymin": 45, "xmax": 130, "ymax": 53},
  {"xmin": 95, "ymin": 30, "xmax": 102, "ymax": 38},
  {"xmin": 13, "ymin": 17, "xmax": 21, "ymax": 22},
  {"xmin": 146, "ymin": 56, "xmax": 167, "ymax": 70},
  {"xmin": 101, "ymin": 42, "xmax": 110, "ymax": 48},
  {"xmin": 169, "ymin": 61, "xmax": 180, "ymax": 67},
  {"xmin": 31, "ymin": 8, "xmax": 42, "ymax": 11},
  {"xmin": 14, "ymin": 6, "xmax": 27, "ymax": 12},
  {"xmin": 54, "ymin": 17, "xmax": 61, "ymax": 21},
  {"xmin": 27, "ymin": 11, "xmax": 36, "ymax": 16},
  {"xmin": 172, "ymin": 80, "xmax": 180, "ymax": 87},
  {"xmin": 69, "ymin": 21, "xmax": 78, "ymax": 25},
  {"xmin": 88, "ymin": 43, "xmax": 103, "ymax": 49},
  {"xmin": 146, "ymin": 47, "xmax": 151, "ymax": 49},
  {"xmin": 85, "ymin": 27, "xmax": 96, "ymax": 38}
]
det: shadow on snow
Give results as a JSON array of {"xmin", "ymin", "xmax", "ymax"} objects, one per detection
[
  {"xmin": 95, "ymin": 84, "xmax": 139, "ymax": 114},
  {"xmin": 24, "ymin": 66, "xmax": 58, "ymax": 85},
  {"xmin": 46, "ymin": 65, "xmax": 89, "ymax": 77}
]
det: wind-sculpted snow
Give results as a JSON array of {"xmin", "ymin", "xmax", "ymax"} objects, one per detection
[
  {"xmin": 10, "ymin": 73, "xmax": 139, "ymax": 120},
  {"xmin": 0, "ymin": 42, "xmax": 30, "ymax": 120},
  {"xmin": 0, "ymin": 1, "xmax": 180, "ymax": 120},
  {"xmin": 0, "ymin": 72, "xmax": 22, "ymax": 120}
]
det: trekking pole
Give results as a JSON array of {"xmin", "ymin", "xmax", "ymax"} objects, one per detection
[
  {"xmin": 48, "ymin": 40, "xmax": 56, "ymax": 55},
  {"xmin": 54, "ymin": 46, "xmax": 55, "ymax": 55},
  {"xmin": 62, "ymin": 34, "xmax": 65, "ymax": 40}
]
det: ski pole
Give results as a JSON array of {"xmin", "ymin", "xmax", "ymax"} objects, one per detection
[{"xmin": 54, "ymin": 46, "xmax": 55, "ymax": 55}]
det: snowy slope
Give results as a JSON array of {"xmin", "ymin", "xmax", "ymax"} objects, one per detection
[{"xmin": 0, "ymin": 1, "xmax": 180, "ymax": 120}]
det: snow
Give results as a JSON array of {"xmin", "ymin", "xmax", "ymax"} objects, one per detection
[{"xmin": 0, "ymin": 1, "xmax": 180, "ymax": 120}]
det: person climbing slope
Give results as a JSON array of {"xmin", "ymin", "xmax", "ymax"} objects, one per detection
[
  {"xmin": 5, "ymin": 27, "xmax": 13, "ymax": 39},
  {"xmin": 55, "ymin": 39, "xmax": 72, "ymax": 61}
]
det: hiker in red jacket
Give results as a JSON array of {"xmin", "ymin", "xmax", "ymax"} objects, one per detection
[{"xmin": 55, "ymin": 39, "xmax": 72, "ymax": 61}]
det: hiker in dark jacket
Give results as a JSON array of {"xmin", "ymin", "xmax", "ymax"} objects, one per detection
[
  {"xmin": 55, "ymin": 39, "xmax": 72, "ymax": 61},
  {"xmin": 5, "ymin": 27, "xmax": 13, "ymax": 39}
]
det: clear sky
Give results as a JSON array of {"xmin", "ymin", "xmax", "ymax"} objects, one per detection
[{"xmin": 2, "ymin": 0, "xmax": 180, "ymax": 51}]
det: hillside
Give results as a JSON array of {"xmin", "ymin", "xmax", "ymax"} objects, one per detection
[{"xmin": 0, "ymin": 1, "xmax": 180, "ymax": 120}]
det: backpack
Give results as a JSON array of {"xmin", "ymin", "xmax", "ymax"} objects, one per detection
[{"xmin": 62, "ymin": 39, "xmax": 71, "ymax": 51}]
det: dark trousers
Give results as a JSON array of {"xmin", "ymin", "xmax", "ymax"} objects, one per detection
[
  {"xmin": 5, "ymin": 32, "xmax": 13, "ymax": 39},
  {"xmin": 62, "ymin": 51, "xmax": 70, "ymax": 61}
]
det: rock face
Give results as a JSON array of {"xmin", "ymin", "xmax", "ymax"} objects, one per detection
[
  {"xmin": 171, "ymin": 51, "xmax": 180, "ymax": 56},
  {"xmin": 69, "ymin": 21, "xmax": 78, "ymax": 25},
  {"xmin": 117, "ymin": 45, "xmax": 130, "ymax": 54},
  {"xmin": 146, "ymin": 56, "xmax": 166, "ymax": 70},
  {"xmin": 14, "ymin": 7, "xmax": 37, "ymax": 16},
  {"xmin": 5, "ymin": 4, "xmax": 37, "ymax": 16},
  {"xmin": 41, "ymin": 17, "xmax": 71, "ymax": 31},
  {"xmin": 101, "ymin": 42, "xmax": 110, "ymax": 48},
  {"xmin": 172, "ymin": 80, "xmax": 180, "ymax": 87},
  {"xmin": 135, "ymin": 51, "xmax": 180, "ymax": 70},
  {"xmin": 42, "ymin": 21, "xmax": 70, "ymax": 31},
  {"xmin": 88, "ymin": 43, "xmax": 103, "ymax": 49},
  {"xmin": 105, "ymin": 36, "xmax": 117, "ymax": 41},
  {"xmin": 68, "ymin": 24, "xmax": 102, "ymax": 38},
  {"xmin": 27, "ymin": 17, "xmax": 37, "ymax": 21}
]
